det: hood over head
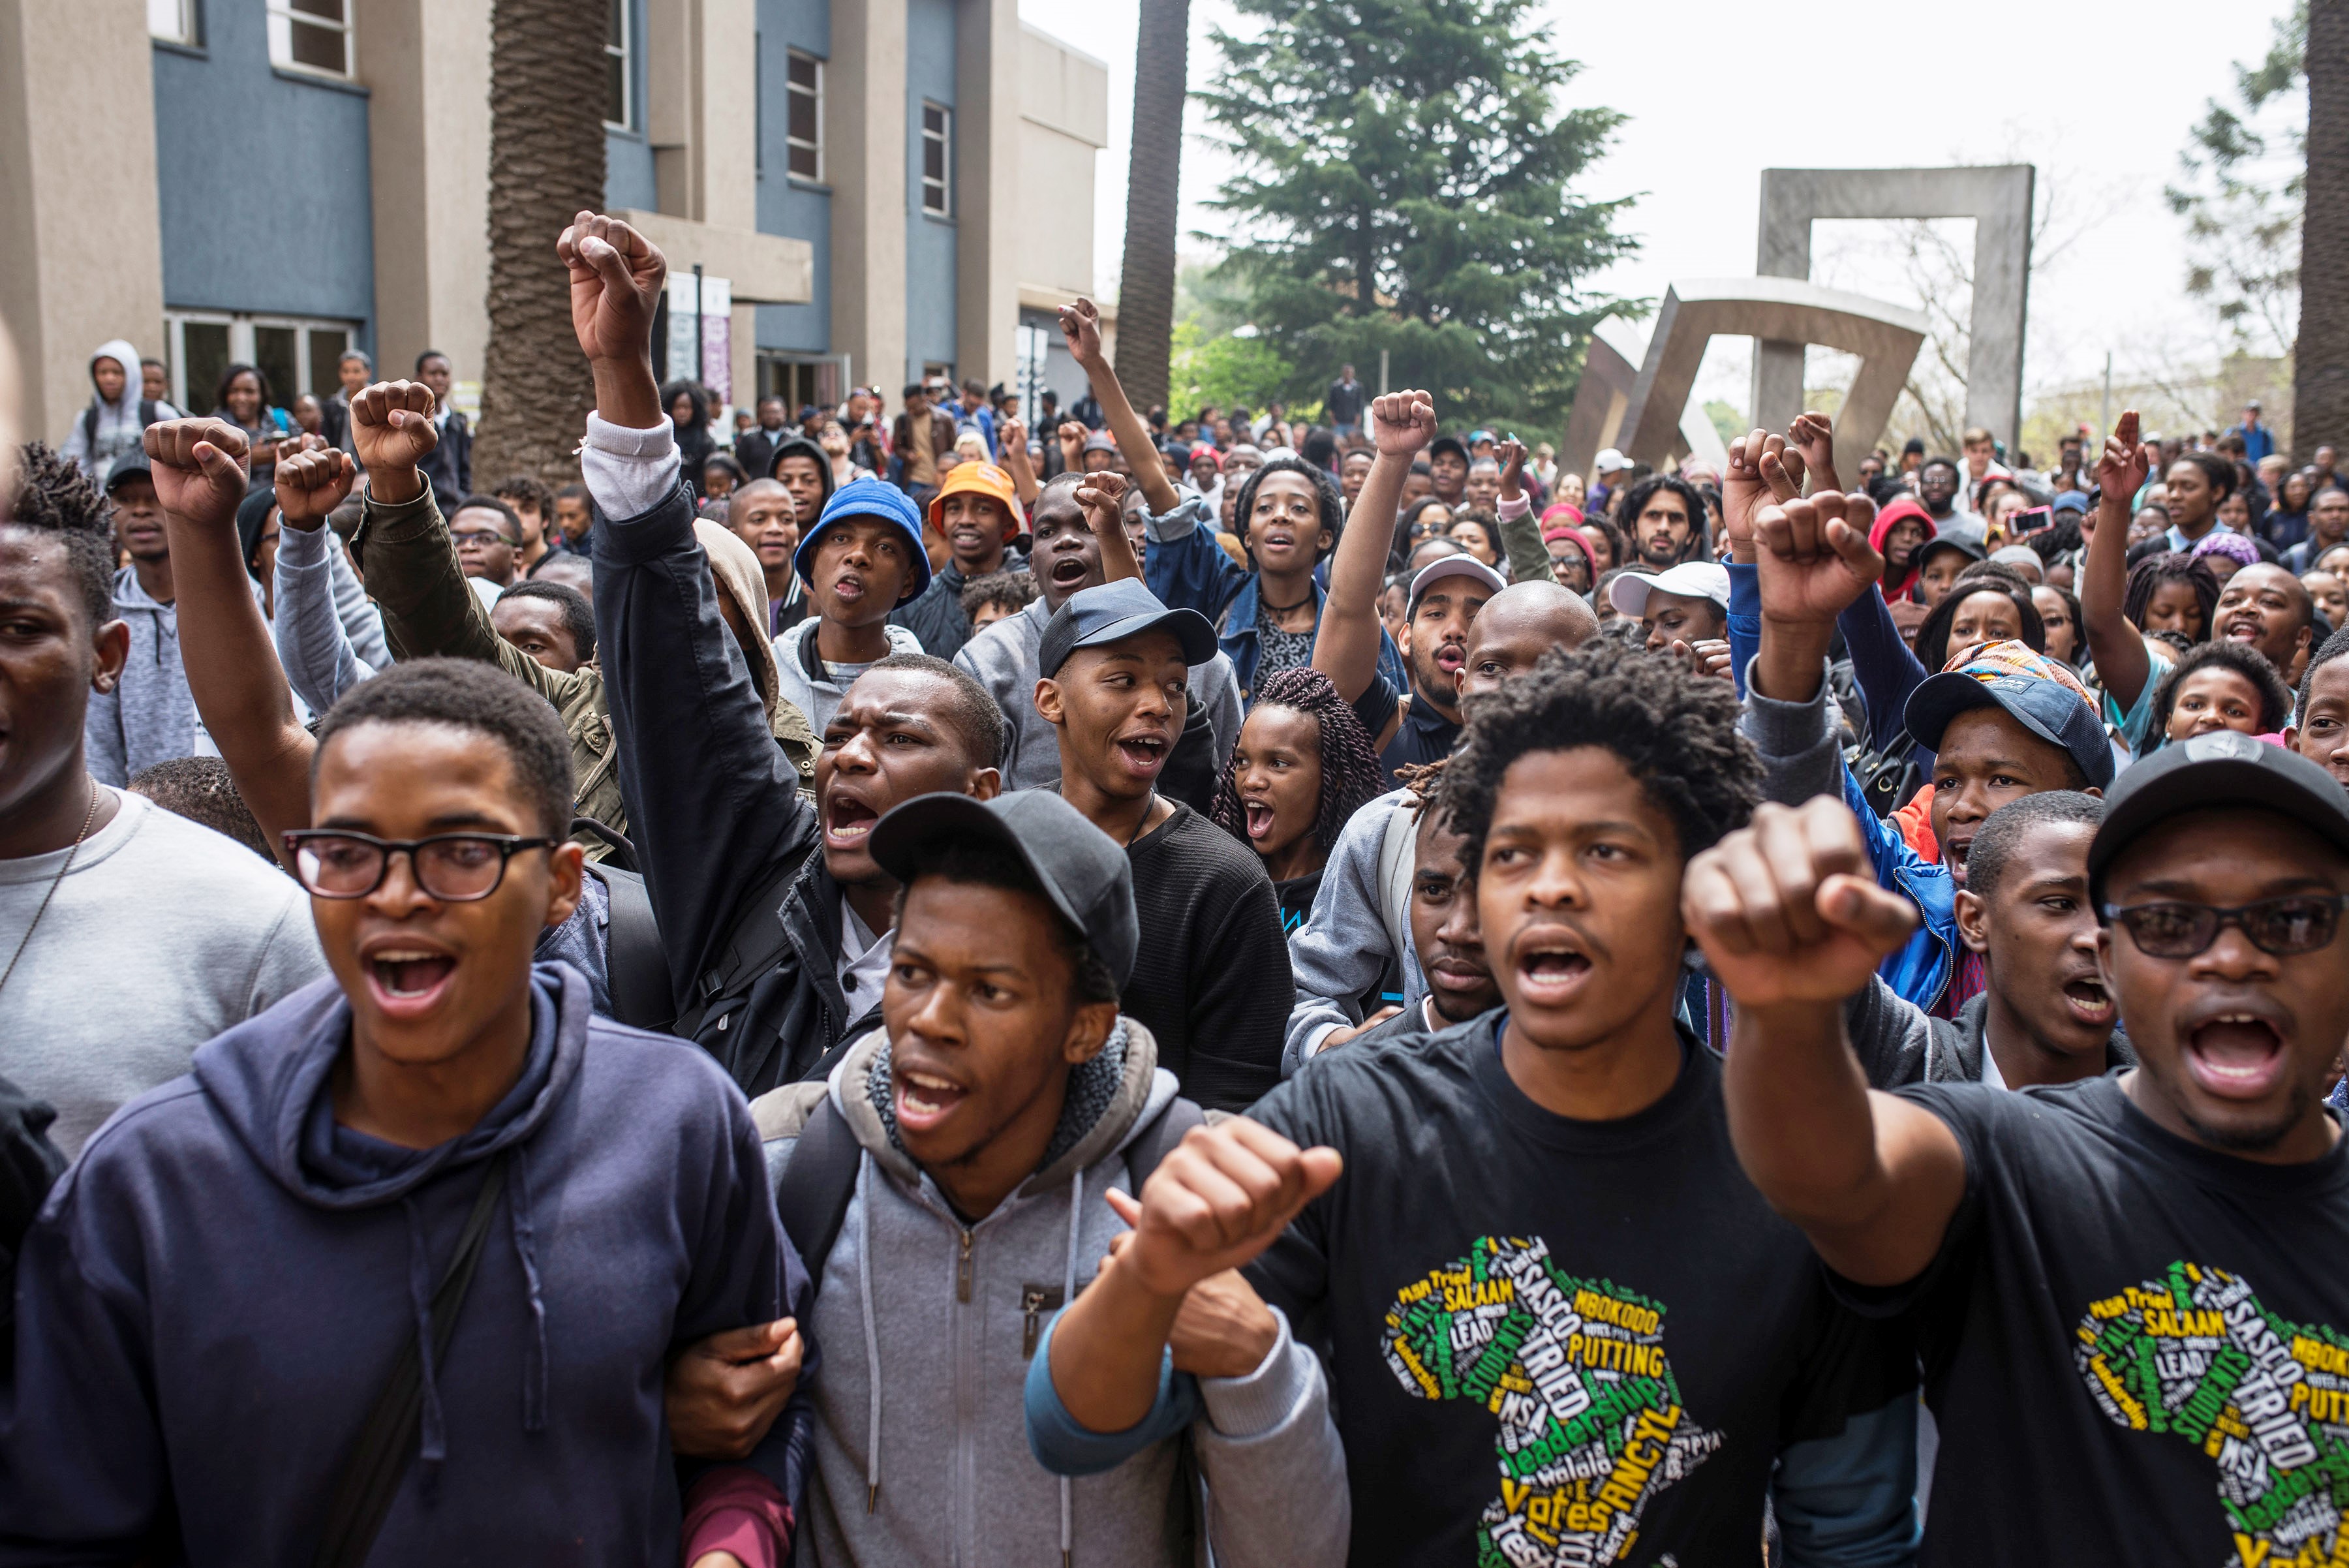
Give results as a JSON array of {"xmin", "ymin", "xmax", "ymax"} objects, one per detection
[
  {"xmin": 1871, "ymin": 496, "xmax": 1935, "ymax": 601},
  {"xmin": 768, "ymin": 434, "xmax": 837, "ymax": 511},
  {"xmin": 88, "ymin": 338, "xmax": 142, "ymax": 410}
]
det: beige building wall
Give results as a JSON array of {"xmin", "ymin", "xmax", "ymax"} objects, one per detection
[
  {"xmin": 952, "ymin": 0, "xmax": 1021, "ymax": 394},
  {"xmin": 0, "ymin": 0, "xmax": 166, "ymax": 446},
  {"xmin": 827, "ymin": 0, "xmax": 908, "ymax": 397},
  {"xmin": 1016, "ymin": 22, "xmax": 1109, "ymax": 308},
  {"xmin": 358, "ymin": 0, "xmax": 491, "ymax": 397}
]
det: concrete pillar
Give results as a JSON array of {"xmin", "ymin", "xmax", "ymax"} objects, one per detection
[
  {"xmin": 953, "ymin": 0, "xmax": 1019, "ymax": 396},
  {"xmin": 829, "ymin": 0, "xmax": 907, "ymax": 395},
  {"xmin": 647, "ymin": 0, "xmax": 757, "ymax": 229},
  {"xmin": 0, "ymin": 0, "xmax": 166, "ymax": 445},
  {"xmin": 357, "ymin": 0, "xmax": 490, "ymax": 391}
]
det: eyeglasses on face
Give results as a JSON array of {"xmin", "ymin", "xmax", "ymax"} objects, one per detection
[
  {"xmin": 2102, "ymin": 894, "xmax": 2349, "ymax": 959},
  {"xmin": 452, "ymin": 528, "xmax": 519, "ymax": 549},
  {"xmin": 283, "ymin": 831, "xmax": 557, "ymax": 901}
]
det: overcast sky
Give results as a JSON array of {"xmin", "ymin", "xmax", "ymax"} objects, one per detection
[{"xmin": 1015, "ymin": 0, "xmax": 2297, "ymax": 412}]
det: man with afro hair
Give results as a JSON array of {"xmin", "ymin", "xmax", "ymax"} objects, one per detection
[{"xmin": 1037, "ymin": 638, "xmax": 1924, "ymax": 1565}]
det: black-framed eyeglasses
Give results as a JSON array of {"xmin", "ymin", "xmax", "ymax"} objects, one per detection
[
  {"xmin": 283, "ymin": 831, "xmax": 557, "ymax": 901},
  {"xmin": 452, "ymin": 528, "xmax": 519, "ymax": 549},
  {"xmin": 2102, "ymin": 895, "xmax": 2349, "ymax": 959}
]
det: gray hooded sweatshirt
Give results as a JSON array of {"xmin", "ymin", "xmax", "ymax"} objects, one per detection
[
  {"xmin": 749, "ymin": 1018, "xmax": 1347, "ymax": 1568},
  {"xmin": 82, "ymin": 566, "xmax": 202, "ymax": 788},
  {"xmin": 57, "ymin": 338, "xmax": 176, "ymax": 482}
]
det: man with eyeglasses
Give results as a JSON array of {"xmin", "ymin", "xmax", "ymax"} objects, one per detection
[
  {"xmin": 1, "ymin": 655, "xmax": 812, "ymax": 1565},
  {"xmin": 451, "ymin": 493, "xmax": 525, "ymax": 611},
  {"xmin": 1691, "ymin": 731, "xmax": 2349, "ymax": 1561}
]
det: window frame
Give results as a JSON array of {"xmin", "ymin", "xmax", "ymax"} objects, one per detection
[
  {"xmin": 604, "ymin": 0, "xmax": 632, "ymax": 132},
  {"xmin": 266, "ymin": 0, "xmax": 354, "ymax": 80},
  {"xmin": 147, "ymin": 0, "xmax": 200, "ymax": 48},
  {"xmin": 920, "ymin": 100, "xmax": 951, "ymax": 218},
  {"xmin": 164, "ymin": 311, "xmax": 360, "ymax": 412},
  {"xmin": 785, "ymin": 50, "xmax": 824, "ymax": 183}
]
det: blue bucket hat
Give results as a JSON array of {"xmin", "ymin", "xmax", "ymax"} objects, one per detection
[{"xmin": 791, "ymin": 478, "xmax": 932, "ymax": 606}]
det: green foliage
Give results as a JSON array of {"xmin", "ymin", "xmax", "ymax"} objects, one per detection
[
  {"xmin": 2168, "ymin": 3, "xmax": 2306, "ymax": 354},
  {"xmin": 1169, "ymin": 320, "xmax": 1296, "ymax": 418},
  {"xmin": 1198, "ymin": 0, "xmax": 1639, "ymax": 433},
  {"xmin": 1703, "ymin": 400, "xmax": 1749, "ymax": 448}
]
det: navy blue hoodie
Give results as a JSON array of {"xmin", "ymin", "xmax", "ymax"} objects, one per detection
[{"xmin": 0, "ymin": 962, "xmax": 814, "ymax": 1563}]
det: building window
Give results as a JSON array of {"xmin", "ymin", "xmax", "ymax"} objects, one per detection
[
  {"xmin": 920, "ymin": 102, "xmax": 950, "ymax": 217},
  {"xmin": 605, "ymin": 0, "xmax": 630, "ymax": 130},
  {"xmin": 757, "ymin": 354, "xmax": 840, "ymax": 418},
  {"xmin": 267, "ymin": 0, "xmax": 351, "ymax": 78},
  {"xmin": 165, "ymin": 313, "xmax": 355, "ymax": 413},
  {"xmin": 786, "ymin": 52, "xmax": 823, "ymax": 181},
  {"xmin": 148, "ymin": 0, "xmax": 198, "ymax": 46}
]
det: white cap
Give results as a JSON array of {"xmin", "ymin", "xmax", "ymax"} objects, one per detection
[
  {"xmin": 1593, "ymin": 448, "xmax": 1632, "ymax": 473},
  {"xmin": 1608, "ymin": 561, "xmax": 1732, "ymax": 619},
  {"xmin": 1407, "ymin": 553, "xmax": 1508, "ymax": 610}
]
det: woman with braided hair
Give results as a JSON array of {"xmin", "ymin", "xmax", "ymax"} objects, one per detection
[{"xmin": 1210, "ymin": 665, "xmax": 1388, "ymax": 934}]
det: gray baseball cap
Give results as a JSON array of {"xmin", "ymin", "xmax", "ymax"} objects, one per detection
[{"xmin": 867, "ymin": 790, "xmax": 1139, "ymax": 989}]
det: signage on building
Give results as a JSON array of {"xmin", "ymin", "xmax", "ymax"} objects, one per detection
[{"xmin": 664, "ymin": 272, "xmax": 733, "ymax": 406}]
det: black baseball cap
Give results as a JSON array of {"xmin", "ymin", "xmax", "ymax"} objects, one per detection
[
  {"xmin": 868, "ymin": 791, "xmax": 1139, "ymax": 988},
  {"xmin": 104, "ymin": 450, "xmax": 153, "ymax": 491},
  {"xmin": 1038, "ymin": 579, "xmax": 1216, "ymax": 680},
  {"xmin": 1428, "ymin": 435, "xmax": 1469, "ymax": 466},
  {"xmin": 2087, "ymin": 731, "xmax": 2349, "ymax": 910},
  {"xmin": 1914, "ymin": 529, "xmax": 1985, "ymax": 570},
  {"xmin": 1905, "ymin": 658, "xmax": 2115, "ymax": 790}
]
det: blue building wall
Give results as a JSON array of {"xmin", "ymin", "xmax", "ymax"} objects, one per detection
[
  {"xmin": 754, "ymin": 0, "xmax": 830, "ymax": 355},
  {"xmin": 150, "ymin": 6, "xmax": 374, "ymax": 340},
  {"xmin": 604, "ymin": 0, "xmax": 656, "ymax": 212},
  {"xmin": 904, "ymin": 0, "xmax": 957, "ymax": 380}
]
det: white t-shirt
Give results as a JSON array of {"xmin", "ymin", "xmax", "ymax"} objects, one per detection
[{"xmin": 0, "ymin": 791, "xmax": 327, "ymax": 1155}]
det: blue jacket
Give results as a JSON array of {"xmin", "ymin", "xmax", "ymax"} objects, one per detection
[
  {"xmin": 0, "ymin": 964, "xmax": 814, "ymax": 1563},
  {"xmin": 1730, "ymin": 562, "xmax": 1957, "ymax": 1012},
  {"xmin": 1144, "ymin": 494, "xmax": 1406, "ymax": 701}
]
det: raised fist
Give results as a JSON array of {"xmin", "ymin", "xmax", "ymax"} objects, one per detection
[
  {"xmin": 1368, "ymin": 390, "xmax": 1436, "ymax": 459},
  {"xmin": 1058, "ymin": 298, "xmax": 1105, "ymax": 366},
  {"xmin": 274, "ymin": 442, "xmax": 354, "ymax": 530},
  {"xmin": 1114, "ymin": 1118, "xmax": 1341, "ymax": 1300},
  {"xmin": 1683, "ymin": 797, "xmax": 1920, "ymax": 1009},
  {"xmin": 348, "ymin": 380, "xmax": 440, "ymax": 478},
  {"xmin": 1753, "ymin": 489, "xmax": 1884, "ymax": 628},
  {"xmin": 557, "ymin": 209, "xmax": 667, "ymax": 366},
  {"xmin": 141, "ymin": 418, "xmax": 252, "ymax": 529}
]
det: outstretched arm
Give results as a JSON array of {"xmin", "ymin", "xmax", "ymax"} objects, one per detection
[
  {"xmin": 1315, "ymin": 390, "xmax": 1433, "ymax": 703},
  {"xmin": 142, "ymin": 419, "xmax": 314, "ymax": 864},
  {"xmin": 996, "ymin": 415, "xmax": 1039, "ymax": 507},
  {"xmin": 1060, "ymin": 299, "xmax": 1179, "ymax": 517},
  {"xmin": 1685, "ymin": 796, "xmax": 1966, "ymax": 1286},
  {"xmin": 2081, "ymin": 410, "xmax": 2157, "ymax": 713},
  {"xmin": 1490, "ymin": 438, "xmax": 1557, "ymax": 586},
  {"xmin": 271, "ymin": 438, "xmax": 371, "ymax": 715},
  {"xmin": 1075, "ymin": 470, "xmax": 1141, "ymax": 585}
]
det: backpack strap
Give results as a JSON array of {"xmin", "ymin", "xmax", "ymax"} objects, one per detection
[
  {"xmin": 312, "ymin": 1151, "xmax": 512, "ymax": 1568},
  {"xmin": 1375, "ymin": 795, "xmax": 1418, "ymax": 968},
  {"xmin": 585, "ymin": 862, "xmax": 674, "ymax": 1032},
  {"xmin": 82, "ymin": 404, "xmax": 99, "ymax": 451},
  {"xmin": 772, "ymin": 1095, "xmax": 862, "ymax": 1284},
  {"xmin": 136, "ymin": 399, "xmax": 158, "ymax": 429},
  {"xmin": 1123, "ymin": 1094, "xmax": 1206, "ymax": 1189}
]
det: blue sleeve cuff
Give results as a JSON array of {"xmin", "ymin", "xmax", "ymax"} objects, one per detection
[{"xmin": 1022, "ymin": 1312, "xmax": 1203, "ymax": 1477}]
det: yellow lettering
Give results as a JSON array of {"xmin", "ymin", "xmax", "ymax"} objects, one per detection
[
  {"xmin": 1394, "ymin": 1336, "xmax": 1440, "ymax": 1398},
  {"xmin": 2237, "ymin": 1533, "xmax": 2270, "ymax": 1568},
  {"xmin": 2091, "ymin": 1355, "xmax": 2149, "ymax": 1430}
]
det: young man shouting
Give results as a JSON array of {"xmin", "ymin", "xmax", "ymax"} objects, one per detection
[
  {"xmin": 1, "ymin": 658, "xmax": 810, "ymax": 1564},
  {"xmin": 1696, "ymin": 735, "xmax": 2349, "ymax": 1563},
  {"xmin": 748, "ymin": 790, "xmax": 1343, "ymax": 1568},
  {"xmin": 1036, "ymin": 577, "xmax": 1291, "ymax": 1110},
  {"xmin": 1047, "ymin": 642, "xmax": 1921, "ymax": 1564},
  {"xmin": 773, "ymin": 481, "xmax": 929, "ymax": 737},
  {"xmin": 888, "ymin": 458, "xmax": 1023, "ymax": 659}
]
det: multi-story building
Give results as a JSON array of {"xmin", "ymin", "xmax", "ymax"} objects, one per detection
[{"xmin": 0, "ymin": 0, "xmax": 1109, "ymax": 447}]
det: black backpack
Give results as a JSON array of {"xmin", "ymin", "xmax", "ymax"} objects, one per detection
[
  {"xmin": 581, "ymin": 859, "xmax": 675, "ymax": 1032},
  {"xmin": 83, "ymin": 399, "xmax": 160, "ymax": 452},
  {"xmin": 773, "ymin": 1091, "xmax": 1206, "ymax": 1284}
]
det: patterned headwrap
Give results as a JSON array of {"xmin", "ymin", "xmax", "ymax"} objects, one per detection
[{"xmin": 1942, "ymin": 637, "xmax": 2098, "ymax": 715}]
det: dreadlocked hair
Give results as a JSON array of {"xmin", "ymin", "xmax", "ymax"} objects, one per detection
[
  {"xmin": 1443, "ymin": 639, "xmax": 1758, "ymax": 884},
  {"xmin": 2123, "ymin": 552, "xmax": 2218, "ymax": 641},
  {"xmin": 1210, "ymin": 667, "xmax": 1387, "ymax": 858},
  {"xmin": 1396, "ymin": 756, "xmax": 1451, "ymax": 817},
  {"xmin": 6, "ymin": 442, "xmax": 117, "ymax": 628}
]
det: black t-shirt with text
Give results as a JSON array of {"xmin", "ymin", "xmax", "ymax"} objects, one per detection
[
  {"xmin": 1887, "ymin": 1075, "xmax": 2349, "ymax": 1566},
  {"xmin": 1244, "ymin": 1017, "xmax": 1914, "ymax": 1568}
]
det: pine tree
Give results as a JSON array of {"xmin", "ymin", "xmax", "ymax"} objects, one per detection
[{"xmin": 1198, "ymin": 0, "xmax": 1636, "ymax": 431}]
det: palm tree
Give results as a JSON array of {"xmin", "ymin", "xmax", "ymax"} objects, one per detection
[
  {"xmin": 1114, "ymin": 0, "xmax": 1190, "ymax": 420},
  {"xmin": 2297, "ymin": 0, "xmax": 2346, "ymax": 459},
  {"xmin": 476, "ymin": 0, "xmax": 609, "ymax": 489}
]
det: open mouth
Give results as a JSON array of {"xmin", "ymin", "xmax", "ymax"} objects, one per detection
[
  {"xmin": 1244, "ymin": 801, "xmax": 1275, "ymax": 841},
  {"xmin": 365, "ymin": 948, "xmax": 457, "ymax": 1015},
  {"xmin": 893, "ymin": 1066, "xmax": 968, "ymax": 1131},
  {"xmin": 1514, "ymin": 937, "xmax": 1594, "ymax": 1006},
  {"xmin": 2059, "ymin": 975, "xmax": 2115, "ymax": 1026},
  {"xmin": 1945, "ymin": 837, "xmax": 1973, "ymax": 886},
  {"xmin": 1049, "ymin": 555, "xmax": 1090, "ymax": 587},
  {"xmin": 833, "ymin": 574, "xmax": 867, "ymax": 604},
  {"xmin": 2185, "ymin": 1011, "xmax": 2288, "ymax": 1099},
  {"xmin": 827, "ymin": 796, "xmax": 879, "ymax": 849},
  {"xmin": 1434, "ymin": 641, "xmax": 1466, "ymax": 674},
  {"xmin": 2221, "ymin": 617, "xmax": 2264, "ymax": 642},
  {"xmin": 1114, "ymin": 733, "xmax": 1169, "ymax": 778}
]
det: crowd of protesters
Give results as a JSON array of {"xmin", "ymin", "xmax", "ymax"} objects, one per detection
[{"xmin": 7, "ymin": 208, "xmax": 2349, "ymax": 1568}]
